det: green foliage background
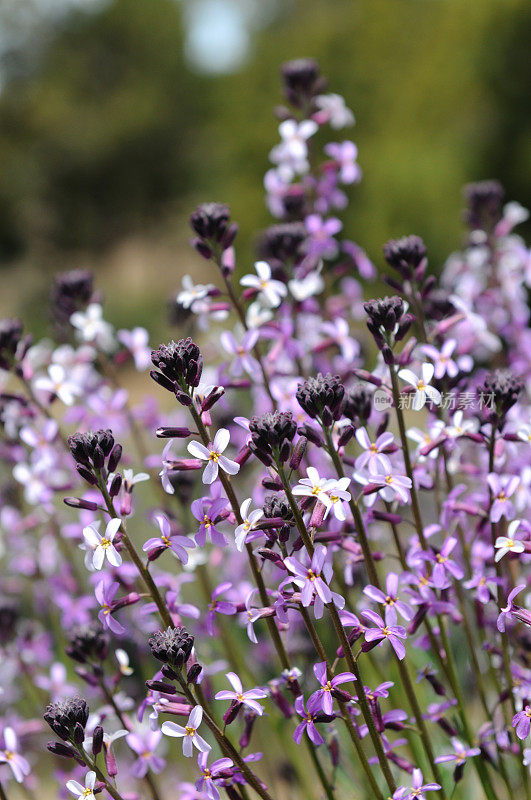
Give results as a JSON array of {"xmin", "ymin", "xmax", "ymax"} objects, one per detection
[{"xmin": 0, "ymin": 0, "xmax": 529, "ymax": 330}]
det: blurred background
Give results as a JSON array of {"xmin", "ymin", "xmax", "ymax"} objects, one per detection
[{"xmin": 0, "ymin": 0, "xmax": 529, "ymax": 340}]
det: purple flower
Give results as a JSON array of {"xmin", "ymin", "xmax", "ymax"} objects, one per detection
[
  {"xmin": 354, "ymin": 428, "xmax": 394, "ymax": 475},
  {"xmin": 497, "ymin": 584, "xmax": 527, "ymax": 632},
  {"xmin": 293, "ymin": 694, "xmax": 327, "ymax": 746},
  {"xmin": 191, "ymin": 497, "xmax": 229, "ymax": 547},
  {"xmin": 435, "ymin": 737, "xmax": 481, "ymax": 766},
  {"xmin": 420, "ymin": 537, "xmax": 464, "ymax": 589},
  {"xmin": 309, "ymin": 661, "xmax": 354, "ymax": 714},
  {"xmin": 205, "ymin": 582, "xmax": 237, "ymax": 636},
  {"xmin": 215, "ymin": 672, "xmax": 267, "ymax": 716},
  {"xmin": 393, "ymin": 768, "xmax": 440, "ymax": 799},
  {"xmin": 512, "ymin": 706, "xmax": 531, "ymax": 740},
  {"xmin": 324, "ymin": 141, "xmax": 361, "ymax": 184},
  {"xmin": 95, "ymin": 580, "xmax": 125, "ymax": 635},
  {"xmin": 126, "ymin": 729, "xmax": 165, "ymax": 778},
  {"xmin": 487, "ymin": 473, "xmax": 519, "ymax": 522},
  {"xmin": 220, "ymin": 329, "xmax": 261, "ymax": 379},
  {"xmin": 304, "ymin": 214, "xmax": 342, "ymax": 260},
  {"xmin": 142, "ymin": 513, "xmax": 195, "ymax": 563},
  {"xmin": 361, "ymin": 609, "xmax": 408, "ymax": 660},
  {"xmin": 363, "ymin": 573, "xmax": 413, "ymax": 626},
  {"xmin": 284, "ymin": 545, "xmax": 344, "ymax": 619},
  {"xmin": 195, "ymin": 752, "xmax": 234, "ymax": 800}
]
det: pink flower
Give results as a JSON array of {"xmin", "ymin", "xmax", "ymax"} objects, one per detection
[{"xmin": 215, "ymin": 672, "xmax": 267, "ymax": 716}]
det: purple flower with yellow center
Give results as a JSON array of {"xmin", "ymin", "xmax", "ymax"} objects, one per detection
[
  {"xmin": 95, "ymin": 580, "xmax": 125, "ymax": 635},
  {"xmin": 435, "ymin": 737, "xmax": 481, "ymax": 771},
  {"xmin": 215, "ymin": 672, "xmax": 267, "ymax": 716},
  {"xmin": 304, "ymin": 214, "xmax": 342, "ymax": 260},
  {"xmin": 392, "ymin": 768, "xmax": 440, "ymax": 799},
  {"xmin": 420, "ymin": 537, "xmax": 464, "ymax": 589},
  {"xmin": 513, "ymin": 706, "xmax": 531, "ymax": 740},
  {"xmin": 361, "ymin": 609, "xmax": 407, "ymax": 660},
  {"xmin": 363, "ymin": 572, "xmax": 413, "ymax": 626},
  {"xmin": 284, "ymin": 545, "xmax": 345, "ymax": 619},
  {"xmin": 309, "ymin": 661, "xmax": 354, "ymax": 714},
  {"xmin": 293, "ymin": 694, "xmax": 329, "ymax": 746},
  {"xmin": 487, "ymin": 473, "xmax": 519, "ymax": 522},
  {"xmin": 205, "ymin": 582, "xmax": 237, "ymax": 636},
  {"xmin": 220, "ymin": 329, "xmax": 261, "ymax": 379},
  {"xmin": 126, "ymin": 728, "xmax": 165, "ymax": 778},
  {"xmin": 142, "ymin": 513, "xmax": 195, "ymax": 563},
  {"xmin": 191, "ymin": 497, "xmax": 229, "ymax": 547},
  {"xmin": 195, "ymin": 751, "xmax": 234, "ymax": 800}
]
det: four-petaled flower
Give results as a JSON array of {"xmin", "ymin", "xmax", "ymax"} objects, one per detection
[
  {"xmin": 284, "ymin": 545, "xmax": 344, "ymax": 619},
  {"xmin": 398, "ymin": 363, "xmax": 442, "ymax": 410},
  {"xmin": 355, "ymin": 428, "xmax": 395, "ymax": 475},
  {"xmin": 363, "ymin": 573, "xmax": 413, "ymax": 626},
  {"xmin": 195, "ymin": 751, "xmax": 233, "ymax": 800},
  {"xmin": 82, "ymin": 518, "xmax": 122, "ymax": 570},
  {"xmin": 495, "ymin": 519, "xmax": 525, "ymax": 561},
  {"xmin": 235, "ymin": 498, "xmax": 264, "ymax": 551},
  {"xmin": 187, "ymin": 429, "xmax": 240, "ymax": 485},
  {"xmin": 240, "ymin": 261, "xmax": 287, "ymax": 308},
  {"xmin": 220, "ymin": 329, "xmax": 261, "ymax": 379},
  {"xmin": 362, "ymin": 609, "xmax": 408, "ymax": 660},
  {"xmin": 66, "ymin": 770, "xmax": 97, "ymax": 800},
  {"xmin": 487, "ymin": 473, "xmax": 519, "ymax": 522},
  {"xmin": 392, "ymin": 768, "xmax": 441, "ymax": 799},
  {"xmin": 292, "ymin": 467, "xmax": 332, "ymax": 509},
  {"xmin": 143, "ymin": 513, "xmax": 194, "ymax": 563},
  {"xmin": 309, "ymin": 661, "xmax": 354, "ymax": 714},
  {"xmin": 215, "ymin": 672, "xmax": 267, "ymax": 716},
  {"xmin": 34, "ymin": 364, "xmax": 81, "ymax": 406},
  {"xmin": 293, "ymin": 694, "xmax": 327, "ymax": 746},
  {"xmin": 161, "ymin": 705, "xmax": 211, "ymax": 757}
]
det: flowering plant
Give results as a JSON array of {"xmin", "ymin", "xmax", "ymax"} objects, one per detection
[{"xmin": 0, "ymin": 58, "xmax": 530, "ymax": 800}]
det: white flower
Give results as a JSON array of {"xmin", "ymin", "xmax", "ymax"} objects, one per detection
[
  {"xmin": 82, "ymin": 518, "xmax": 122, "ymax": 570},
  {"xmin": 398, "ymin": 363, "xmax": 442, "ymax": 410},
  {"xmin": 293, "ymin": 467, "xmax": 332, "ymax": 508},
  {"xmin": 0, "ymin": 727, "xmax": 30, "ymax": 783},
  {"xmin": 161, "ymin": 705, "xmax": 211, "ymax": 757},
  {"xmin": 116, "ymin": 648, "xmax": 133, "ymax": 676},
  {"xmin": 245, "ymin": 300, "xmax": 274, "ymax": 329},
  {"xmin": 495, "ymin": 520, "xmax": 525, "ymax": 562},
  {"xmin": 235, "ymin": 499, "xmax": 264, "ymax": 551},
  {"xmin": 70, "ymin": 303, "xmax": 114, "ymax": 351},
  {"xmin": 315, "ymin": 93, "xmax": 355, "ymax": 128},
  {"xmin": 33, "ymin": 364, "xmax": 81, "ymax": 405},
  {"xmin": 288, "ymin": 269, "xmax": 325, "ymax": 301},
  {"xmin": 444, "ymin": 411, "xmax": 477, "ymax": 439},
  {"xmin": 177, "ymin": 275, "xmax": 214, "ymax": 309},
  {"xmin": 270, "ymin": 119, "xmax": 318, "ymax": 178},
  {"xmin": 67, "ymin": 771, "xmax": 96, "ymax": 800},
  {"xmin": 187, "ymin": 429, "xmax": 240, "ymax": 484},
  {"xmin": 517, "ymin": 423, "xmax": 531, "ymax": 444},
  {"xmin": 240, "ymin": 261, "xmax": 287, "ymax": 308},
  {"xmin": 122, "ymin": 469, "xmax": 150, "ymax": 491},
  {"xmin": 323, "ymin": 477, "xmax": 351, "ymax": 520}
]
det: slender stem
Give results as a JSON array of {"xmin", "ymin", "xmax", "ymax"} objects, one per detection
[
  {"xmin": 277, "ymin": 465, "xmax": 396, "ymax": 795},
  {"xmin": 305, "ymin": 739, "xmax": 336, "ymax": 800}
]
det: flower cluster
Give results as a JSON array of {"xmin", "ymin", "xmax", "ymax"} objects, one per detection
[{"xmin": 0, "ymin": 58, "xmax": 529, "ymax": 800}]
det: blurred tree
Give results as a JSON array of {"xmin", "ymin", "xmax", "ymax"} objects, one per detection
[{"xmin": 0, "ymin": 0, "xmax": 209, "ymax": 257}]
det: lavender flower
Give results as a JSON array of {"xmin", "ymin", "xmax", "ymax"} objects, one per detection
[{"xmin": 161, "ymin": 705, "xmax": 211, "ymax": 757}]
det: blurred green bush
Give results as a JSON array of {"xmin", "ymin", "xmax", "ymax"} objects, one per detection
[{"xmin": 0, "ymin": 0, "xmax": 528, "ymax": 312}]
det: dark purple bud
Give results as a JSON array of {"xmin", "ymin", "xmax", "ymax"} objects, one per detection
[
  {"xmin": 156, "ymin": 426, "xmax": 192, "ymax": 438},
  {"xmin": 201, "ymin": 386, "xmax": 225, "ymax": 412},
  {"xmin": 150, "ymin": 370, "xmax": 176, "ymax": 393},
  {"xmin": 92, "ymin": 725, "xmax": 104, "ymax": 756},
  {"xmin": 107, "ymin": 444, "xmax": 122, "ymax": 473},
  {"xmin": 76, "ymin": 464, "xmax": 97, "ymax": 485},
  {"xmin": 289, "ymin": 436, "xmax": 307, "ymax": 470},
  {"xmin": 146, "ymin": 680, "xmax": 177, "ymax": 694},
  {"xmin": 109, "ymin": 473, "xmax": 122, "ymax": 498},
  {"xmin": 381, "ymin": 344, "xmax": 395, "ymax": 365},
  {"xmin": 63, "ymin": 497, "xmax": 99, "ymax": 511},
  {"xmin": 408, "ymin": 605, "xmax": 428, "ymax": 635},
  {"xmin": 192, "ymin": 238, "xmax": 213, "ymax": 260},
  {"xmin": 223, "ymin": 700, "xmax": 242, "ymax": 726},
  {"xmin": 187, "ymin": 663, "xmax": 203, "ymax": 684},
  {"xmin": 338, "ymin": 425, "xmax": 355, "ymax": 447}
]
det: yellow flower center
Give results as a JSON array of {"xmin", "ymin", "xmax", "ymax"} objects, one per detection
[
  {"xmin": 100, "ymin": 538, "xmax": 111, "ymax": 549},
  {"xmin": 385, "ymin": 475, "xmax": 393, "ymax": 485},
  {"xmin": 209, "ymin": 451, "xmax": 220, "ymax": 462},
  {"xmin": 185, "ymin": 726, "xmax": 196, "ymax": 736},
  {"xmin": 417, "ymin": 380, "xmax": 426, "ymax": 391}
]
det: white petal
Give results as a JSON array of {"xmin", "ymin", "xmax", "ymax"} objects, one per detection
[{"xmin": 187, "ymin": 440, "xmax": 210, "ymax": 460}]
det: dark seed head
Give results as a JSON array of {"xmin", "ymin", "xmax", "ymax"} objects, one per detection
[
  {"xmin": 65, "ymin": 623, "xmax": 109, "ymax": 664},
  {"xmin": 151, "ymin": 338, "xmax": 203, "ymax": 396},
  {"xmin": 44, "ymin": 697, "xmax": 89, "ymax": 741},
  {"xmin": 296, "ymin": 373, "xmax": 345, "ymax": 425},
  {"xmin": 463, "ymin": 180, "xmax": 504, "ymax": 234},
  {"xmin": 383, "ymin": 235, "xmax": 427, "ymax": 279},
  {"xmin": 148, "ymin": 626, "xmax": 194, "ymax": 669}
]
